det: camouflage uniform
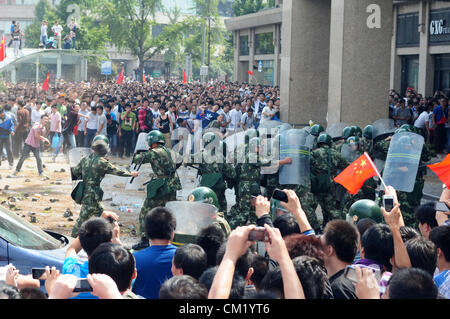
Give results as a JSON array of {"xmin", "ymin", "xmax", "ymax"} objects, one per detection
[
  {"xmin": 310, "ymin": 145, "xmax": 350, "ymax": 224},
  {"xmin": 71, "ymin": 153, "xmax": 133, "ymax": 237},
  {"xmin": 195, "ymin": 152, "xmax": 236, "ymax": 213},
  {"xmin": 133, "ymin": 145, "xmax": 182, "ymax": 237},
  {"xmin": 332, "ymin": 139, "xmax": 345, "ymax": 153},
  {"xmin": 360, "ymin": 137, "xmax": 374, "ymax": 156},
  {"xmin": 227, "ymin": 151, "xmax": 268, "ymax": 229}
]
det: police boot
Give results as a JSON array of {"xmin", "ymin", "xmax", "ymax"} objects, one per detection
[{"xmin": 132, "ymin": 237, "xmax": 149, "ymax": 250}]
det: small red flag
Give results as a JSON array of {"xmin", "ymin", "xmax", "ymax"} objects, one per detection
[
  {"xmin": 42, "ymin": 72, "xmax": 50, "ymax": 92},
  {"xmin": 183, "ymin": 69, "xmax": 187, "ymax": 84},
  {"xmin": 0, "ymin": 36, "xmax": 6, "ymax": 62},
  {"xmin": 334, "ymin": 153, "xmax": 378, "ymax": 195},
  {"xmin": 428, "ymin": 154, "xmax": 450, "ymax": 189},
  {"xmin": 247, "ymin": 70, "xmax": 253, "ymax": 76},
  {"xmin": 143, "ymin": 73, "xmax": 147, "ymax": 83},
  {"xmin": 117, "ymin": 68, "xmax": 124, "ymax": 85}
]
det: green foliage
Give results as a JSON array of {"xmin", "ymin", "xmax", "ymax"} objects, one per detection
[{"xmin": 231, "ymin": 0, "xmax": 274, "ymax": 17}]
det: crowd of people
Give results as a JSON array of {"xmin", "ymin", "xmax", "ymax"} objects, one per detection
[{"xmin": 0, "ymin": 79, "xmax": 448, "ymax": 301}]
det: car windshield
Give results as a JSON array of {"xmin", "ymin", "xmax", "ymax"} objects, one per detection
[{"xmin": 0, "ymin": 206, "xmax": 62, "ymax": 250}]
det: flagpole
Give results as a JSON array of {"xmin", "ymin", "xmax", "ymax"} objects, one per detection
[{"xmin": 364, "ymin": 152, "xmax": 388, "ymax": 190}]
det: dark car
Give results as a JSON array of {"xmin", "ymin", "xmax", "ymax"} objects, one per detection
[{"xmin": 0, "ymin": 205, "xmax": 86, "ymax": 276}]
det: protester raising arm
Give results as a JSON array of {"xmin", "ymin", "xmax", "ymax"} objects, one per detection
[
  {"xmin": 263, "ymin": 224, "xmax": 305, "ymax": 299},
  {"xmin": 208, "ymin": 225, "xmax": 256, "ymax": 299},
  {"xmin": 381, "ymin": 186, "xmax": 411, "ymax": 269},
  {"xmin": 280, "ymin": 189, "xmax": 314, "ymax": 234}
]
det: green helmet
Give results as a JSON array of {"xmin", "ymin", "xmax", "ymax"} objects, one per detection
[
  {"xmin": 311, "ymin": 124, "xmax": 325, "ymax": 137},
  {"xmin": 317, "ymin": 133, "xmax": 332, "ymax": 147},
  {"xmin": 363, "ymin": 125, "xmax": 374, "ymax": 140},
  {"xmin": 342, "ymin": 126, "xmax": 355, "ymax": 139},
  {"xmin": 395, "ymin": 128, "xmax": 408, "ymax": 135},
  {"xmin": 352, "ymin": 126, "xmax": 362, "ymax": 138},
  {"xmin": 187, "ymin": 187, "xmax": 219, "ymax": 210},
  {"xmin": 400, "ymin": 124, "xmax": 414, "ymax": 132},
  {"xmin": 346, "ymin": 136, "xmax": 360, "ymax": 145},
  {"xmin": 147, "ymin": 130, "xmax": 165, "ymax": 147},
  {"xmin": 203, "ymin": 132, "xmax": 218, "ymax": 148},
  {"xmin": 244, "ymin": 128, "xmax": 259, "ymax": 143},
  {"xmin": 92, "ymin": 135, "xmax": 109, "ymax": 145},
  {"xmin": 347, "ymin": 199, "xmax": 383, "ymax": 224}
]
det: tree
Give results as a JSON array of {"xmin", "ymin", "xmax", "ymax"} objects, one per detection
[
  {"xmin": 24, "ymin": 0, "xmax": 58, "ymax": 48},
  {"xmin": 100, "ymin": 0, "xmax": 189, "ymax": 81},
  {"xmin": 231, "ymin": 0, "xmax": 275, "ymax": 17}
]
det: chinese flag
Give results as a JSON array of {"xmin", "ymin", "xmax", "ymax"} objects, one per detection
[
  {"xmin": 117, "ymin": 68, "xmax": 124, "ymax": 85},
  {"xmin": 428, "ymin": 154, "xmax": 450, "ymax": 189},
  {"xmin": 42, "ymin": 72, "xmax": 50, "ymax": 92},
  {"xmin": 183, "ymin": 69, "xmax": 187, "ymax": 84},
  {"xmin": 334, "ymin": 153, "xmax": 378, "ymax": 195},
  {"xmin": 0, "ymin": 36, "xmax": 6, "ymax": 62},
  {"xmin": 247, "ymin": 70, "xmax": 253, "ymax": 76}
]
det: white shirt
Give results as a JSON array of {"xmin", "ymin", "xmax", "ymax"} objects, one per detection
[
  {"xmin": 52, "ymin": 24, "xmax": 63, "ymax": 37},
  {"xmin": 152, "ymin": 109, "xmax": 161, "ymax": 130},
  {"xmin": 31, "ymin": 107, "xmax": 44, "ymax": 125},
  {"xmin": 86, "ymin": 113, "xmax": 99, "ymax": 130},
  {"xmin": 78, "ymin": 109, "xmax": 89, "ymax": 131},
  {"xmin": 414, "ymin": 111, "xmax": 430, "ymax": 129},
  {"xmin": 229, "ymin": 109, "xmax": 242, "ymax": 130},
  {"xmin": 97, "ymin": 113, "xmax": 107, "ymax": 135},
  {"xmin": 260, "ymin": 106, "xmax": 277, "ymax": 123},
  {"xmin": 254, "ymin": 100, "xmax": 266, "ymax": 119}
]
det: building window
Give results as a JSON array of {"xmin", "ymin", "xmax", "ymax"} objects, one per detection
[
  {"xmin": 434, "ymin": 54, "xmax": 450, "ymax": 97},
  {"xmin": 396, "ymin": 13, "xmax": 419, "ymax": 48},
  {"xmin": 401, "ymin": 55, "xmax": 419, "ymax": 95},
  {"xmin": 239, "ymin": 35, "xmax": 249, "ymax": 56},
  {"xmin": 254, "ymin": 32, "xmax": 274, "ymax": 55}
]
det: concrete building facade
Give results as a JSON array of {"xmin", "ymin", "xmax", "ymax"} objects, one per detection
[{"xmin": 226, "ymin": 0, "xmax": 450, "ymax": 128}]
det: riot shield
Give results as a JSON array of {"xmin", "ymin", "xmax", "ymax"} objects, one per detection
[
  {"xmin": 165, "ymin": 201, "xmax": 218, "ymax": 245},
  {"xmin": 67, "ymin": 148, "xmax": 91, "ymax": 167},
  {"xmin": 373, "ymin": 119, "xmax": 396, "ymax": 143},
  {"xmin": 279, "ymin": 129, "xmax": 310, "ymax": 186},
  {"xmin": 261, "ymin": 134, "xmax": 280, "ymax": 175},
  {"xmin": 326, "ymin": 122, "xmax": 350, "ymax": 141},
  {"xmin": 224, "ymin": 129, "xmax": 246, "ymax": 158},
  {"xmin": 302, "ymin": 127, "xmax": 316, "ymax": 150},
  {"xmin": 258, "ymin": 120, "xmax": 282, "ymax": 138},
  {"xmin": 381, "ymin": 132, "xmax": 424, "ymax": 192},
  {"xmin": 341, "ymin": 143, "xmax": 359, "ymax": 162},
  {"xmin": 277, "ymin": 123, "xmax": 292, "ymax": 133}
]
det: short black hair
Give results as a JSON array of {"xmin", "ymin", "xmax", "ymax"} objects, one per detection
[
  {"xmin": 388, "ymin": 268, "xmax": 438, "ymax": 299},
  {"xmin": 216, "ymin": 243, "xmax": 253, "ymax": 279},
  {"xmin": 89, "ymin": 243, "xmax": 135, "ymax": 292},
  {"xmin": 0, "ymin": 282, "xmax": 21, "ymax": 299},
  {"xmin": 19, "ymin": 287, "xmax": 46, "ymax": 299},
  {"xmin": 292, "ymin": 256, "xmax": 329, "ymax": 299},
  {"xmin": 405, "ymin": 237, "xmax": 437, "ymax": 276},
  {"xmin": 284, "ymin": 233, "xmax": 326, "ymax": 266},
  {"xmin": 78, "ymin": 217, "xmax": 113, "ymax": 256},
  {"xmin": 356, "ymin": 218, "xmax": 377, "ymax": 239},
  {"xmin": 249, "ymin": 255, "xmax": 269, "ymax": 290},
  {"xmin": 273, "ymin": 213, "xmax": 300, "ymax": 237},
  {"xmin": 144, "ymin": 207, "xmax": 176, "ymax": 240},
  {"xmin": 199, "ymin": 266, "xmax": 245, "ymax": 299},
  {"xmin": 429, "ymin": 225, "xmax": 450, "ymax": 262},
  {"xmin": 399, "ymin": 226, "xmax": 420, "ymax": 243},
  {"xmin": 323, "ymin": 220, "xmax": 359, "ymax": 263},
  {"xmin": 361, "ymin": 224, "xmax": 394, "ymax": 271},
  {"xmin": 195, "ymin": 224, "xmax": 226, "ymax": 268},
  {"xmin": 159, "ymin": 275, "xmax": 208, "ymax": 299},
  {"xmin": 173, "ymin": 244, "xmax": 207, "ymax": 280},
  {"xmin": 414, "ymin": 202, "xmax": 438, "ymax": 228}
]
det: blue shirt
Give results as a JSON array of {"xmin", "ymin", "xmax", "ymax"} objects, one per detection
[
  {"xmin": 434, "ymin": 269, "xmax": 450, "ymax": 298},
  {"xmin": 132, "ymin": 244, "xmax": 177, "ymax": 299},
  {"xmin": 200, "ymin": 110, "xmax": 219, "ymax": 129},
  {"xmin": 62, "ymin": 257, "xmax": 98, "ymax": 299},
  {"xmin": 433, "ymin": 105, "xmax": 448, "ymax": 123},
  {"xmin": 0, "ymin": 115, "xmax": 14, "ymax": 139}
]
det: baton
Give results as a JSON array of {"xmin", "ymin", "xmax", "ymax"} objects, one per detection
[{"xmin": 129, "ymin": 156, "xmax": 145, "ymax": 184}]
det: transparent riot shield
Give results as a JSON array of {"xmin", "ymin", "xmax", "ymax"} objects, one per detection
[
  {"xmin": 258, "ymin": 120, "xmax": 282, "ymax": 138},
  {"xmin": 326, "ymin": 122, "xmax": 350, "ymax": 141},
  {"xmin": 224, "ymin": 129, "xmax": 246, "ymax": 162},
  {"xmin": 341, "ymin": 143, "xmax": 359, "ymax": 163},
  {"xmin": 373, "ymin": 118, "xmax": 396, "ymax": 143},
  {"xmin": 261, "ymin": 134, "xmax": 280, "ymax": 175},
  {"xmin": 67, "ymin": 148, "xmax": 91, "ymax": 168},
  {"xmin": 166, "ymin": 201, "xmax": 218, "ymax": 244},
  {"xmin": 279, "ymin": 129, "xmax": 310, "ymax": 186},
  {"xmin": 381, "ymin": 132, "xmax": 424, "ymax": 192}
]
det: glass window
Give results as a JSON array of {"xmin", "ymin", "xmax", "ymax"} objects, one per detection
[
  {"xmin": 435, "ymin": 54, "xmax": 450, "ymax": 97},
  {"xmin": 261, "ymin": 60, "xmax": 274, "ymax": 85},
  {"xmin": 239, "ymin": 35, "xmax": 249, "ymax": 56},
  {"xmin": 254, "ymin": 32, "xmax": 274, "ymax": 55},
  {"xmin": 396, "ymin": 13, "xmax": 420, "ymax": 47},
  {"xmin": 401, "ymin": 56, "xmax": 419, "ymax": 94},
  {"xmin": 0, "ymin": 207, "xmax": 62, "ymax": 250}
]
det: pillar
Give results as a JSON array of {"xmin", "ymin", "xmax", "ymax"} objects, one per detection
[
  {"xmin": 328, "ymin": 0, "xmax": 393, "ymax": 128},
  {"xmin": 418, "ymin": 0, "xmax": 433, "ymax": 97}
]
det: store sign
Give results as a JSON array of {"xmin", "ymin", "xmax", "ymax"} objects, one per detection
[
  {"xmin": 430, "ymin": 19, "xmax": 450, "ymax": 35},
  {"xmin": 430, "ymin": 9, "xmax": 450, "ymax": 45},
  {"xmin": 101, "ymin": 61, "xmax": 112, "ymax": 75}
]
